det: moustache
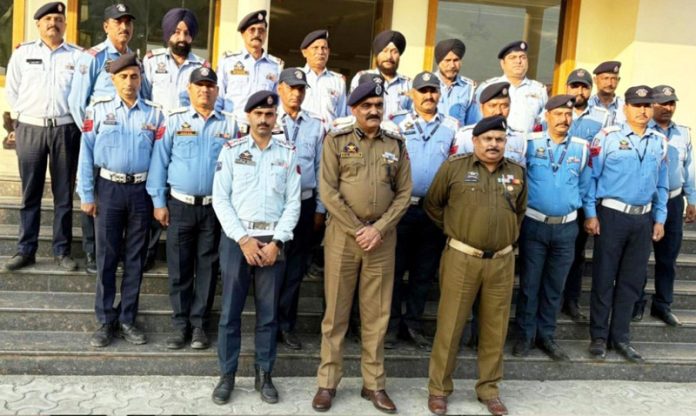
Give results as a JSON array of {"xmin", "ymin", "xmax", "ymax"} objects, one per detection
[
  {"xmin": 485, "ymin": 148, "xmax": 499, "ymax": 152},
  {"xmin": 257, "ymin": 123, "xmax": 270, "ymax": 128},
  {"xmin": 252, "ymin": 37, "xmax": 263, "ymax": 42},
  {"xmin": 556, "ymin": 123, "xmax": 569, "ymax": 127},
  {"xmin": 366, "ymin": 115, "xmax": 381, "ymax": 120}
]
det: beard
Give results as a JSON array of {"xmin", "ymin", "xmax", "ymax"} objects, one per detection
[{"xmin": 169, "ymin": 41, "xmax": 192, "ymax": 57}]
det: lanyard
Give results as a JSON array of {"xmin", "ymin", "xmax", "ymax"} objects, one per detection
[
  {"xmin": 627, "ymin": 135, "xmax": 649, "ymax": 163},
  {"xmin": 414, "ymin": 117, "xmax": 442, "ymax": 142},
  {"xmin": 282, "ymin": 115, "xmax": 302, "ymax": 144},
  {"xmin": 547, "ymin": 138, "xmax": 570, "ymax": 173}
]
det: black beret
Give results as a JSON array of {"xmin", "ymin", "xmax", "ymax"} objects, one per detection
[
  {"xmin": 34, "ymin": 2, "xmax": 65, "ymax": 20},
  {"xmin": 238, "ymin": 10, "xmax": 267, "ymax": 33},
  {"xmin": 162, "ymin": 8, "xmax": 199, "ymax": 43},
  {"xmin": 104, "ymin": 3, "xmax": 135, "ymax": 21},
  {"xmin": 301, "ymin": 29, "xmax": 329, "ymax": 49},
  {"xmin": 566, "ymin": 68, "xmax": 592, "ymax": 87},
  {"xmin": 434, "ymin": 39, "xmax": 465, "ymax": 63},
  {"xmin": 412, "ymin": 71, "xmax": 440, "ymax": 90},
  {"xmin": 372, "ymin": 30, "xmax": 406, "ymax": 55},
  {"xmin": 545, "ymin": 94, "xmax": 575, "ymax": 111},
  {"xmin": 189, "ymin": 67, "xmax": 217, "ymax": 84},
  {"xmin": 358, "ymin": 72, "xmax": 385, "ymax": 87},
  {"xmin": 593, "ymin": 61, "xmax": 621, "ymax": 75},
  {"xmin": 479, "ymin": 82, "xmax": 510, "ymax": 104},
  {"xmin": 279, "ymin": 68, "xmax": 308, "ymax": 87},
  {"xmin": 624, "ymin": 85, "xmax": 653, "ymax": 105},
  {"xmin": 652, "ymin": 85, "xmax": 679, "ymax": 103},
  {"xmin": 108, "ymin": 53, "xmax": 140, "ymax": 74},
  {"xmin": 348, "ymin": 81, "xmax": 384, "ymax": 107},
  {"xmin": 473, "ymin": 115, "xmax": 507, "ymax": 137},
  {"xmin": 244, "ymin": 90, "xmax": 278, "ymax": 113},
  {"xmin": 497, "ymin": 40, "xmax": 527, "ymax": 59}
]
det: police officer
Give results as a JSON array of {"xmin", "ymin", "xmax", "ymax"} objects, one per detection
[
  {"xmin": 585, "ymin": 86, "xmax": 668, "ymax": 363},
  {"xmin": 561, "ymin": 68, "xmax": 609, "ymax": 322},
  {"xmin": 350, "ymin": 30, "xmax": 412, "ymax": 119},
  {"xmin": 211, "ymin": 91, "xmax": 301, "ymax": 405},
  {"xmin": 77, "ymin": 53, "xmax": 164, "ymax": 348},
  {"xmin": 69, "ymin": 2, "xmax": 139, "ymax": 275},
  {"xmin": 273, "ymin": 68, "xmax": 326, "ymax": 350},
  {"xmin": 3, "ymin": 2, "xmax": 82, "ymax": 272},
  {"xmin": 632, "ymin": 85, "xmax": 695, "ymax": 326},
  {"xmin": 474, "ymin": 41, "xmax": 548, "ymax": 133},
  {"xmin": 513, "ymin": 95, "xmax": 591, "ymax": 361},
  {"xmin": 425, "ymin": 115, "xmax": 526, "ymax": 416},
  {"xmin": 147, "ymin": 67, "xmax": 236, "ymax": 350},
  {"xmin": 216, "ymin": 10, "xmax": 283, "ymax": 117},
  {"xmin": 588, "ymin": 61, "xmax": 624, "ymax": 126},
  {"xmin": 299, "ymin": 30, "xmax": 348, "ymax": 125},
  {"xmin": 387, "ymin": 72, "xmax": 458, "ymax": 351},
  {"xmin": 433, "ymin": 39, "xmax": 476, "ymax": 125},
  {"xmin": 312, "ymin": 81, "xmax": 412, "ymax": 413}
]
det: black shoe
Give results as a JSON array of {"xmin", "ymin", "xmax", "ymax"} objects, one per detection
[
  {"xmin": 166, "ymin": 329, "xmax": 187, "ymax": 350},
  {"xmin": 191, "ymin": 327, "xmax": 210, "ymax": 349},
  {"xmin": 90, "ymin": 322, "xmax": 115, "ymax": 347},
  {"xmin": 278, "ymin": 330, "xmax": 302, "ymax": 350},
  {"xmin": 589, "ymin": 338, "xmax": 606, "ymax": 360},
  {"xmin": 562, "ymin": 300, "xmax": 587, "ymax": 322},
  {"xmin": 143, "ymin": 255, "xmax": 156, "ymax": 273},
  {"xmin": 614, "ymin": 342, "xmax": 645, "ymax": 363},
  {"xmin": 85, "ymin": 253, "xmax": 97, "ymax": 275},
  {"xmin": 4, "ymin": 253, "xmax": 35, "ymax": 271},
  {"xmin": 632, "ymin": 303, "xmax": 645, "ymax": 322},
  {"xmin": 212, "ymin": 374, "xmax": 235, "ymax": 405},
  {"xmin": 384, "ymin": 330, "xmax": 398, "ymax": 349},
  {"xmin": 254, "ymin": 366, "xmax": 279, "ymax": 404},
  {"xmin": 512, "ymin": 338, "xmax": 533, "ymax": 357},
  {"xmin": 536, "ymin": 337, "xmax": 570, "ymax": 361},
  {"xmin": 119, "ymin": 322, "xmax": 147, "ymax": 345},
  {"xmin": 651, "ymin": 309, "xmax": 682, "ymax": 327},
  {"xmin": 54, "ymin": 255, "xmax": 77, "ymax": 271},
  {"xmin": 406, "ymin": 327, "xmax": 432, "ymax": 351}
]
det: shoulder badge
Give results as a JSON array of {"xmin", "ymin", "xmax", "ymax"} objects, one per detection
[
  {"xmin": 274, "ymin": 137, "xmax": 296, "ymax": 151},
  {"xmin": 570, "ymin": 136, "xmax": 587, "ymax": 146},
  {"xmin": 460, "ymin": 75, "xmax": 475, "ymax": 86},
  {"xmin": 66, "ymin": 43, "xmax": 83, "ymax": 51},
  {"xmin": 87, "ymin": 43, "xmax": 106, "ymax": 57},
  {"xmin": 91, "ymin": 96, "xmax": 114, "ymax": 105},
  {"xmin": 447, "ymin": 153, "xmax": 470, "ymax": 163},
  {"xmin": 442, "ymin": 115, "xmax": 460, "ymax": 130},
  {"xmin": 389, "ymin": 110, "xmax": 409, "ymax": 121},
  {"xmin": 527, "ymin": 131, "xmax": 544, "ymax": 141},
  {"xmin": 268, "ymin": 54, "xmax": 284, "ymax": 67},
  {"xmin": 601, "ymin": 125, "xmax": 621, "ymax": 135},
  {"xmin": 223, "ymin": 137, "xmax": 246, "ymax": 149},
  {"xmin": 167, "ymin": 106, "xmax": 187, "ymax": 116},
  {"xmin": 152, "ymin": 48, "xmax": 167, "ymax": 56},
  {"xmin": 329, "ymin": 115, "xmax": 355, "ymax": 136},
  {"xmin": 15, "ymin": 41, "xmax": 33, "ymax": 49},
  {"xmin": 222, "ymin": 50, "xmax": 241, "ymax": 59},
  {"xmin": 142, "ymin": 99, "xmax": 162, "ymax": 109}
]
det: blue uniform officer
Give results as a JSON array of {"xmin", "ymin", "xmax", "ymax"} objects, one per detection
[
  {"xmin": 433, "ymin": 39, "xmax": 476, "ymax": 126},
  {"xmin": 585, "ymin": 85, "xmax": 668, "ymax": 363},
  {"xmin": 513, "ymin": 95, "xmax": 591, "ymax": 361},
  {"xmin": 212, "ymin": 90, "xmax": 301, "ymax": 405},
  {"xmin": 77, "ymin": 53, "xmax": 164, "ymax": 348},
  {"xmin": 588, "ymin": 61, "xmax": 624, "ymax": 126}
]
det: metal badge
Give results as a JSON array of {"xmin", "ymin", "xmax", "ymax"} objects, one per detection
[
  {"xmin": 117, "ymin": 4, "xmax": 126, "ymax": 12},
  {"xmin": 375, "ymin": 85, "xmax": 383, "ymax": 95},
  {"xmin": 200, "ymin": 67, "xmax": 210, "ymax": 76}
]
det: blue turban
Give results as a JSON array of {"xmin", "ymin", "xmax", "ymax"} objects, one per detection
[{"xmin": 162, "ymin": 8, "xmax": 199, "ymax": 44}]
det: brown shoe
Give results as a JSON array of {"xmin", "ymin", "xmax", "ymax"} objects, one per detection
[
  {"xmin": 361, "ymin": 387, "xmax": 397, "ymax": 414},
  {"xmin": 428, "ymin": 394, "xmax": 448, "ymax": 415},
  {"xmin": 312, "ymin": 388, "xmax": 336, "ymax": 412},
  {"xmin": 479, "ymin": 397, "xmax": 508, "ymax": 415}
]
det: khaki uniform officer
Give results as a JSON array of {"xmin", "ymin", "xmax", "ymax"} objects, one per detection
[
  {"xmin": 313, "ymin": 80, "xmax": 412, "ymax": 414},
  {"xmin": 425, "ymin": 115, "xmax": 526, "ymax": 416}
]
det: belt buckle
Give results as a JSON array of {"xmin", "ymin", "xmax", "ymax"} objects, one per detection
[
  {"xmin": 546, "ymin": 216, "xmax": 562, "ymax": 225},
  {"xmin": 628, "ymin": 205, "xmax": 642, "ymax": 215},
  {"xmin": 254, "ymin": 221, "xmax": 270, "ymax": 230},
  {"xmin": 481, "ymin": 250, "xmax": 494, "ymax": 259},
  {"xmin": 46, "ymin": 118, "xmax": 54, "ymax": 128},
  {"xmin": 193, "ymin": 196, "xmax": 203, "ymax": 205},
  {"xmin": 125, "ymin": 174, "xmax": 135, "ymax": 184}
]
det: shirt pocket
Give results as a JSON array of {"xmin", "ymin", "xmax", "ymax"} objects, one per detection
[
  {"xmin": 138, "ymin": 130, "xmax": 154, "ymax": 152},
  {"xmin": 174, "ymin": 136, "xmax": 196, "ymax": 160},
  {"xmin": 272, "ymin": 164, "xmax": 288, "ymax": 194},
  {"xmin": 379, "ymin": 158, "xmax": 397, "ymax": 184},
  {"xmin": 211, "ymin": 137, "xmax": 227, "ymax": 160},
  {"xmin": 232, "ymin": 164, "xmax": 255, "ymax": 188},
  {"xmin": 340, "ymin": 157, "xmax": 365, "ymax": 182},
  {"xmin": 99, "ymin": 126, "xmax": 121, "ymax": 148}
]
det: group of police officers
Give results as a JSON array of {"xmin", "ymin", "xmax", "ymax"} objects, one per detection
[{"xmin": 3, "ymin": 2, "xmax": 692, "ymax": 416}]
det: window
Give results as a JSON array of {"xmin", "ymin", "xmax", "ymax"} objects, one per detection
[
  {"xmin": 0, "ymin": 0, "xmax": 20, "ymax": 81},
  {"xmin": 75, "ymin": 0, "xmax": 216, "ymax": 60},
  {"xmin": 432, "ymin": 0, "xmax": 562, "ymax": 86}
]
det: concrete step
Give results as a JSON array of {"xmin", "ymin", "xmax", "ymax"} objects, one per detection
[
  {"xmin": 0, "ymin": 330, "xmax": 694, "ymax": 381},
  {"xmin": 0, "ymin": 175, "xmax": 57, "ymax": 199},
  {"xmin": 0, "ymin": 197, "xmax": 81, "ymax": 228}
]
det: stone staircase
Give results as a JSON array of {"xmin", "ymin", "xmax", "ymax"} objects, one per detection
[{"xmin": 0, "ymin": 173, "xmax": 695, "ymax": 381}]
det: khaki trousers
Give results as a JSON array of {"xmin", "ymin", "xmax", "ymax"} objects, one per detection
[
  {"xmin": 317, "ymin": 219, "xmax": 396, "ymax": 390},
  {"xmin": 428, "ymin": 245, "xmax": 515, "ymax": 400}
]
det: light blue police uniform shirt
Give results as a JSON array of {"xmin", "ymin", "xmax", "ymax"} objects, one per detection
[
  {"xmin": 142, "ymin": 48, "xmax": 207, "ymax": 113},
  {"xmin": 435, "ymin": 71, "xmax": 476, "ymax": 126},
  {"xmin": 147, "ymin": 106, "xmax": 238, "ymax": 208},
  {"xmin": 77, "ymin": 96, "xmax": 164, "ymax": 204},
  {"xmin": 588, "ymin": 94, "xmax": 625, "ymax": 126},
  {"xmin": 216, "ymin": 49, "xmax": 283, "ymax": 116},
  {"xmin": 68, "ymin": 39, "xmax": 150, "ymax": 125},
  {"xmin": 301, "ymin": 64, "xmax": 348, "ymax": 125},
  {"xmin": 391, "ymin": 111, "xmax": 458, "ymax": 197},
  {"xmin": 5, "ymin": 39, "xmax": 83, "ymax": 118},
  {"xmin": 452, "ymin": 124, "xmax": 527, "ymax": 166},
  {"xmin": 649, "ymin": 120, "xmax": 696, "ymax": 204},
  {"xmin": 526, "ymin": 132, "xmax": 591, "ymax": 216},
  {"xmin": 585, "ymin": 124, "xmax": 669, "ymax": 223},
  {"xmin": 274, "ymin": 109, "xmax": 326, "ymax": 213},
  {"xmin": 212, "ymin": 136, "xmax": 301, "ymax": 243},
  {"xmin": 539, "ymin": 105, "xmax": 608, "ymax": 141},
  {"xmin": 473, "ymin": 75, "xmax": 548, "ymax": 132},
  {"xmin": 349, "ymin": 69, "xmax": 412, "ymax": 118}
]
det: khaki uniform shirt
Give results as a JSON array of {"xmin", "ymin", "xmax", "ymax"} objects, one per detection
[
  {"xmin": 320, "ymin": 122, "xmax": 412, "ymax": 236},
  {"xmin": 424, "ymin": 153, "xmax": 527, "ymax": 251}
]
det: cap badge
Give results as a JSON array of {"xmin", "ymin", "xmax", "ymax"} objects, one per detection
[
  {"xmin": 116, "ymin": 4, "xmax": 126, "ymax": 12},
  {"xmin": 501, "ymin": 120, "xmax": 507, "ymax": 129},
  {"xmin": 57, "ymin": 4, "xmax": 63, "ymax": 12},
  {"xmin": 577, "ymin": 70, "xmax": 585, "ymax": 77},
  {"xmin": 200, "ymin": 67, "xmax": 209, "ymax": 76},
  {"xmin": 267, "ymin": 96, "xmax": 274, "ymax": 105},
  {"xmin": 636, "ymin": 88, "xmax": 648, "ymax": 97},
  {"xmin": 520, "ymin": 42, "xmax": 526, "ymax": 50},
  {"xmin": 257, "ymin": 13, "xmax": 263, "ymax": 20},
  {"xmin": 663, "ymin": 87, "xmax": 673, "ymax": 96},
  {"xmin": 294, "ymin": 70, "xmax": 303, "ymax": 79},
  {"xmin": 375, "ymin": 85, "xmax": 383, "ymax": 95},
  {"xmin": 373, "ymin": 76, "xmax": 383, "ymax": 84},
  {"xmin": 422, "ymin": 73, "xmax": 431, "ymax": 81},
  {"xmin": 613, "ymin": 65, "xmax": 619, "ymax": 73},
  {"xmin": 502, "ymin": 88, "xmax": 508, "ymax": 95},
  {"xmin": 566, "ymin": 100, "xmax": 573, "ymax": 107}
]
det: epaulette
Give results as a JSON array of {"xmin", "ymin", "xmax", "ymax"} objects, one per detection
[
  {"xmin": 529, "ymin": 79, "xmax": 545, "ymax": 88},
  {"xmin": 388, "ymin": 110, "xmax": 409, "ymax": 121},
  {"xmin": 329, "ymin": 115, "xmax": 355, "ymax": 136},
  {"xmin": 381, "ymin": 120, "xmax": 401, "ymax": 136},
  {"xmin": 570, "ymin": 136, "xmax": 587, "ymax": 146},
  {"xmin": 142, "ymin": 99, "xmax": 162, "ymax": 109},
  {"xmin": 87, "ymin": 43, "xmax": 106, "ymax": 57},
  {"xmin": 267, "ymin": 54, "xmax": 284, "ymax": 67},
  {"xmin": 526, "ymin": 131, "xmax": 545, "ymax": 141},
  {"xmin": 457, "ymin": 125, "xmax": 474, "ymax": 133},
  {"xmin": 147, "ymin": 48, "xmax": 167, "ymax": 58},
  {"xmin": 442, "ymin": 115, "xmax": 460, "ymax": 130},
  {"xmin": 447, "ymin": 153, "xmax": 471, "ymax": 162},
  {"xmin": 167, "ymin": 106, "xmax": 187, "ymax": 116},
  {"xmin": 460, "ymin": 75, "xmax": 475, "ymax": 86},
  {"xmin": 220, "ymin": 110, "xmax": 235, "ymax": 119},
  {"xmin": 223, "ymin": 137, "xmax": 246, "ymax": 148},
  {"xmin": 91, "ymin": 96, "xmax": 114, "ymax": 105},
  {"xmin": 15, "ymin": 40, "xmax": 33, "ymax": 49},
  {"xmin": 66, "ymin": 43, "xmax": 83, "ymax": 51},
  {"xmin": 398, "ymin": 73, "xmax": 411, "ymax": 82},
  {"xmin": 505, "ymin": 157, "xmax": 525, "ymax": 169},
  {"xmin": 304, "ymin": 110, "xmax": 324, "ymax": 122},
  {"xmin": 273, "ymin": 137, "xmax": 296, "ymax": 151},
  {"xmin": 329, "ymin": 70, "xmax": 345, "ymax": 80},
  {"xmin": 601, "ymin": 125, "xmax": 621, "ymax": 135},
  {"xmin": 222, "ymin": 50, "xmax": 242, "ymax": 58}
]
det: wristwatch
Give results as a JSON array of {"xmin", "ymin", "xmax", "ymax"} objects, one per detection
[{"xmin": 272, "ymin": 239, "xmax": 284, "ymax": 249}]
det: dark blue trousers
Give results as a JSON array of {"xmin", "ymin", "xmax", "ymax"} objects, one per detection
[
  {"xmin": 218, "ymin": 236, "xmax": 284, "ymax": 375},
  {"xmin": 389, "ymin": 204, "xmax": 445, "ymax": 332},
  {"xmin": 563, "ymin": 210, "xmax": 589, "ymax": 305},
  {"xmin": 590, "ymin": 206, "xmax": 652, "ymax": 344},
  {"xmin": 94, "ymin": 178, "xmax": 152, "ymax": 324},
  {"xmin": 516, "ymin": 216, "xmax": 578, "ymax": 341},
  {"xmin": 15, "ymin": 122, "xmax": 80, "ymax": 257},
  {"xmin": 166, "ymin": 198, "xmax": 220, "ymax": 331},
  {"xmin": 278, "ymin": 197, "xmax": 316, "ymax": 332}
]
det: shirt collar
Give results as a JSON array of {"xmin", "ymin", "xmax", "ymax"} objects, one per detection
[
  {"xmin": 302, "ymin": 64, "xmax": 328, "ymax": 77},
  {"xmin": 472, "ymin": 153, "xmax": 506, "ymax": 171},
  {"xmin": 104, "ymin": 38, "xmax": 131, "ymax": 54},
  {"xmin": 243, "ymin": 48, "xmax": 269, "ymax": 61},
  {"xmin": 501, "ymin": 74, "xmax": 530, "ymax": 87},
  {"xmin": 188, "ymin": 106, "xmax": 222, "ymax": 121},
  {"xmin": 166, "ymin": 48, "xmax": 202, "ymax": 65},
  {"xmin": 436, "ymin": 71, "xmax": 464, "ymax": 87}
]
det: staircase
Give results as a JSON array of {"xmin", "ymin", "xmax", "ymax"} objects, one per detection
[{"xmin": 1, "ymin": 171, "xmax": 695, "ymax": 381}]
